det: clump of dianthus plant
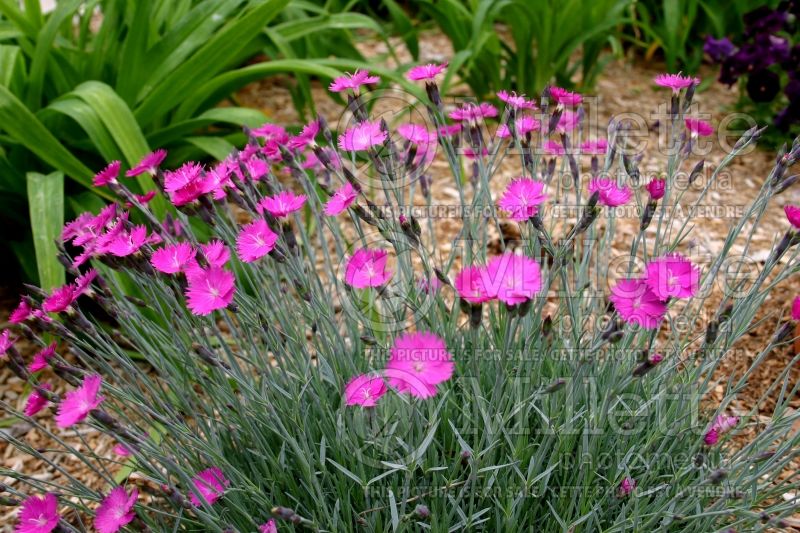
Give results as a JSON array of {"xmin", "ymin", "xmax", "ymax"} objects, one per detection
[{"xmin": 2, "ymin": 66, "xmax": 800, "ymax": 532}]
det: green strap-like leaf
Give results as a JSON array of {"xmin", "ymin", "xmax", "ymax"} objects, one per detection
[
  {"xmin": 0, "ymin": 84, "xmax": 94, "ymax": 188},
  {"xmin": 43, "ymin": 98, "xmax": 125, "ymax": 163},
  {"xmin": 135, "ymin": 0, "xmax": 290, "ymax": 127},
  {"xmin": 25, "ymin": 0, "xmax": 83, "ymax": 109},
  {"xmin": 27, "ymin": 171, "xmax": 65, "ymax": 290},
  {"xmin": 67, "ymin": 81, "xmax": 150, "ymax": 166},
  {"xmin": 185, "ymin": 136, "xmax": 236, "ymax": 161},
  {"xmin": 131, "ymin": 0, "xmax": 239, "ymax": 104},
  {"xmin": 67, "ymin": 81, "xmax": 168, "ymax": 213},
  {"xmin": 175, "ymin": 59, "xmax": 344, "ymax": 120},
  {"xmin": 147, "ymin": 107, "xmax": 267, "ymax": 148},
  {"xmin": 271, "ymin": 12, "xmax": 384, "ymax": 41}
]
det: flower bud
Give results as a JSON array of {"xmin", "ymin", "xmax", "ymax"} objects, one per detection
[
  {"xmin": 709, "ymin": 469, "xmax": 728, "ymax": 484},
  {"xmin": 617, "ymin": 476, "xmax": 636, "ymax": 497},
  {"xmin": 640, "ymin": 200, "xmax": 657, "ymax": 231},
  {"xmin": 633, "ymin": 352, "xmax": 663, "ymax": 377},
  {"xmin": 688, "ymin": 159, "xmax": 705, "ymax": 185},
  {"xmin": 545, "ymin": 378, "xmax": 566, "ymax": 394},
  {"xmin": 414, "ymin": 504, "xmax": 430, "ymax": 520}
]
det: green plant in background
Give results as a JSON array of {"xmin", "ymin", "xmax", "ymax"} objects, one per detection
[
  {"xmin": 627, "ymin": 0, "xmax": 779, "ymax": 73},
  {"xmin": 403, "ymin": 0, "xmax": 631, "ymax": 98},
  {"xmin": 0, "ymin": 0, "xmax": 389, "ymax": 287}
]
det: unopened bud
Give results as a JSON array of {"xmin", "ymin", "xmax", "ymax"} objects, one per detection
[
  {"xmin": 414, "ymin": 504, "xmax": 430, "ymax": 520},
  {"xmin": 545, "ymin": 378, "xmax": 566, "ymax": 394}
]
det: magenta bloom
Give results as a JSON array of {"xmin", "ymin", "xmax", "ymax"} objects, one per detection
[
  {"xmin": 302, "ymin": 148, "xmax": 341, "ymax": 171},
  {"xmin": 16, "ymin": 493, "xmax": 59, "ymax": 533},
  {"xmin": 654, "ymin": 73, "xmax": 699, "ymax": 94},
  {"xmin": 244, "ymin": 157, "xmax": 268, "ymax": 182},
  {"xmin": 164, "ymin": 162, "xmax": 214, "ymax": 206},
  {"xmin": 497, "ymin": 90, "xmax": 536, "ymax": 110},
  {"xmin": 555, "ymin": 110, "xmax": 580, "ymax": 133},
  {"xmin": 438, "ymin": 124, "xmax": 462, "ymax": 138},
  {"xmin": 485, "ymin": 253, "xmax": 543, "ymax": 305},
  {"xmin": 704, "ymin": 414, "xmax": 739, "ymax": 446},
  {"xmin": 645, "ymin": 254, "xmax": 700, "ymax": 300},
  {"xmin": 113, "ymin": 443, "xmax": 133, "ymax": 457},
  {"xmin": 588, "ymin": 178, "xmax": 632, "ymax": 207},
  {"xmin": 344, "ymin": 374, "xmax": 387, "ymax": 407},
  {"xmin": 617, "ymin": 476, "xmax": 636, "ymax": 497},
  {"xmin": 55, "ymin": 375, "xmax": 104, "ymax": 428},
  {"xmin": 288, "ymin": 120, "xmax": 321, "ymax": 151},
  {"xmin": 10, "ymin": 298, "xmax": 33, "ymax": 324},
  {"xmin": 324, "ymin": 183, "xmax": 359, "ymax": 216},
  {"xmin": 132, "ymin": 191, "xmax": 157, "ymax": 206},
  {"xmin": 463, "ymin": 146, "xmax": 489, "ymax": 160},
  {"xmin": 236, "ymin": 220, "xmax": 278, "ymax": 263},
  {"xmin": 93, "ymin": 161, "xmax": 121, "ymax": 187},
  {"xmin": 496, "ymin": 116, "xmax": 541, "ymax": 138},
  {"xmin": 685, "ymin": 118, "xmax": 714, "ymax": 137},
  {"xmin": 103, "ymin": 225, "xmax": 148, "ymax": 257},
  {"xmin": 609, "ymin": 278, "xmax": 667, "ymax": 330},
  {"xmin": 28, "ymin": 342, "xmax": 56, "ymax": 373},
  {"xmin": 454, "ymin": 266, "xmax": 492, "ymax": 304},
  {"xmin": 784, "ymin": 205, "xmax": 800, "ymax": 228},
  {"xmin": 397, "ymin": 123, "xmax": 437, "ymax": 144},
  {"xmin": 703, "ymin": 428, "xmax": 720, "ymax": 446},
  {"xmin": 646, "ymin": 179, "xmax": 666, "ymax": 200},
  {"xmin": 75, "ymin": 270, "xmax": 100, "ymax": 295},
  {"xmin": 542, "ymin": 140, "xmax": 565, "ymax": 156},
  {"xmin": 580, "ymin": 139, "xmax": 607, "ymax": 155},
  {"xmin": 792, "ymin": 296, "xmax": 800, "ymax": 321},
  {"xmin": 251, "ymin": 123, "xmax": 288, "ymax": 143},
  {"xmin": 24, "ymin": 384, "xmax": 52, "ymax": 417},
  {"xmin": 449, "ymin": 102, "xmax": 498, "ymax": 122},
  {"xmin": 151, "ymin": 242, "xmax": 195, "ymax": 274},
  {"xmin": 189, "ymin": 467, "xmax": 229, "ymax": 506},
  {"xmin": 258, "ymin": 191, "xmax": 307, "ymax": 218},
  {"xmin": 42, "ymin": 284, "xmax": 76, "ymax": 314},
  {"xmin": 200, "ymin": 240, "xmax": 230, "ymax": 267},
  {"xmin": 344, "ymin": 249, "xmax": 393, "ymax": 288},
  {"xmin": 549, "ymin": 86, "xmax": 583, "ymax": 106},
  {"xmin": 417, "ymin": 276, "xmax": 442, "ymax": 295},
  {"xmin": 329, "ymin": 69, "xmax": 380, "ymax": 93},
  {"xmin": 338, "ymin": 121, "xmax": 387, "ymax": 151},
  {"xmin": 76, "ymin": 268, "xmax": 101, "ymax": 294},
  {"xmin": 406, "ymin": 62, "xmax": 447, "ymax": 81},
  {"xmin": 385, "ymin": 331, "xmax": 454, "ymax": 399},
  {"xmin": 0, "ymin": 329, "xmax": 13, "ymax": 357},
  {"xmin": 185, "ymin": 267, "xmax": 236, "ymax": 316},
  {"xmin": 497, "ymin": 178, "xmax": 547, "ymax": 222},
  {"xmin": 94, "ymin": 486, "xmax": 137, "ymax": 533},
  {"xmin": 259, "ymin": 520, "xmax": 278, "ymax": 533},
  {"xmin": 126, "ymin": 149, "xmax": 167, "ymax": 177}
]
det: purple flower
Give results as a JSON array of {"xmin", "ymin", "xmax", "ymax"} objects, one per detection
[
  {"xmin": 704, "ymin": 36, "xmax": 735, "ymax": 62},
  {"xmin": 743, "ymin": 6, "xmax": 789, "ymax": 36},
  {"xmin": 746, "ymin": 69, "xmax": 781, "ymax": 103}
]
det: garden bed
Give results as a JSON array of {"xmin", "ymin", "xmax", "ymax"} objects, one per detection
[{"xmin": 2, "ymin": 30, "xmax": 799, "ymax": 530}]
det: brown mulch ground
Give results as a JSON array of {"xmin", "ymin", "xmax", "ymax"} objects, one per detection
[{"xmin": 2, "ymin": 30, "xmax": 799, "ymax": 529}]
